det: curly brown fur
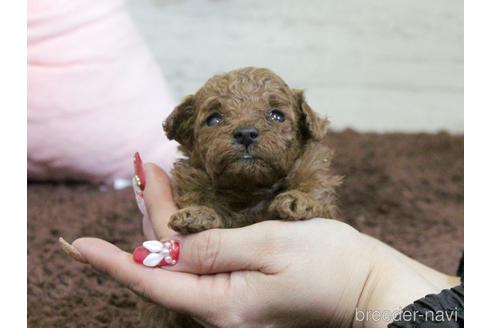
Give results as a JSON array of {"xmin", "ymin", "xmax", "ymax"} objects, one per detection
[{"xmin": 141, "ymin": 67, "xmax": 342, "ymax": 327}]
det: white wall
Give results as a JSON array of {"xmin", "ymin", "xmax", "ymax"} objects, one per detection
[{"xmin": 128, "ymin": 0, "xmax": 463, "ymax": 133}]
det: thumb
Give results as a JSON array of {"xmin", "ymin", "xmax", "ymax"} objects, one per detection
[{"xmin": 141, "ymin": 162, "xmax": 178, "ymax": 239}]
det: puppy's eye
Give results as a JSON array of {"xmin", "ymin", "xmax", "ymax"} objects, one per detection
[
  {"xmin": 268, "ymin": 110, "xmax": 285, "ymax": 122},
  {"xmin": 206, "ymin": 113, "xmax": 223, "ymax": 126}
]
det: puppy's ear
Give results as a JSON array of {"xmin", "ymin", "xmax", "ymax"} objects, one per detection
[
  {"xmin": 292, "ymin": 89, "xmax": 328, "ymax": 141},
  {"xmin": 163, "ymin": 95, "xmax": 195, "ymax": 150}
]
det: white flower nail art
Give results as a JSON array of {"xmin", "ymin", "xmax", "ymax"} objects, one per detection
[{"xmin": 136, "ymin": 240, "xmax": 179, "ymax": 267}]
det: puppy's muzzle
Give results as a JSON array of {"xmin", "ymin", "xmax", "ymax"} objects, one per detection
[{"xmin": 233, "ymin": 126, "xmax": 259, "ymax": 147}]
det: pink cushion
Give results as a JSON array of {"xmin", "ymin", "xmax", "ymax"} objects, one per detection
[{"xmin": 28, "ymin": 0, "xmax": 179, "ymax": 185}]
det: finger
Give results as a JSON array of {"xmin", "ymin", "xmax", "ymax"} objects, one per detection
[
  {"xmin": 142, "ymin": 163, "xmax": 178, "ymax": 239},
  {"xmin": 70, "ymin": 237, "xmax": 218, "ymax": 315},
  {"xmin": 142, "ymin": 214, "xmax": 157, "ymax": 240},
  {"xmin": 166, "ymin": 221, "xmax": 286, "ymax": 275}
]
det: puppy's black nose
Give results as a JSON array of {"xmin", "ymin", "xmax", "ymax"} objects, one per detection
[{"xmin": 233, "ymin": 126, "xmax": 259, "ymax": 147}]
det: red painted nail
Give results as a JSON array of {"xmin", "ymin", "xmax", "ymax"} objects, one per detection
[
  {"xmin": 133, "ymin": 152, "xmax": 146, "ymax": 191},
  {"xmin": 133, "ymin": 240, "xmax": 180, "ymax": 267}
]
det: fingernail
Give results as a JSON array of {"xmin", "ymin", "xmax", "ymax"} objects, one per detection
[
  {"xmin": 133, "ymin": 152, "xmax": 146, "ymax": 190},
  {"xmin": 133, "ymin": 240, "xmax": 180, "ymax": 267},
  {"xmin": 132, "ymin": 152, "xmax": 147, "ymax": 215},
  {"xmin": 59, "ymin": 237, "xmax": 88, "ymax": 264}
]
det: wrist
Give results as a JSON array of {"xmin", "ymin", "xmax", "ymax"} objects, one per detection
[{"xmin": 353, "ymin": 235, "xmax": 457, "ymax": 328}]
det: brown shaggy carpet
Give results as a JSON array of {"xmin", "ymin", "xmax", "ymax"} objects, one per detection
[{"xmin": 27, "ymin": 130, "xmax": 464, "ymax": 327}]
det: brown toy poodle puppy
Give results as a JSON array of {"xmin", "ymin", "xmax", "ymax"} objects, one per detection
[{"xmin": 141, "ymin": 67, "xmax": 342, "ymax": 327}]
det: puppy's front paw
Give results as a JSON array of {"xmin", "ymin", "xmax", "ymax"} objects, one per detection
[
  {"xmin": 268, "ymin": 190, "xmax": 321, "ymax": 220},
  {"xmin": 169, "ymin": 206, "xmax": 223, "ymax": 234}
]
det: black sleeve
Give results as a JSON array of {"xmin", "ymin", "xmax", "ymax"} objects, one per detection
[{"xmin": 387, "ymin": 254, "xmax": 464, "ymax": 328}]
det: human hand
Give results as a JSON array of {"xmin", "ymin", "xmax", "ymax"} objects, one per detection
[{"xmin": 62, "ymin": 163, "xmax": 458, "ymax": 328}]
